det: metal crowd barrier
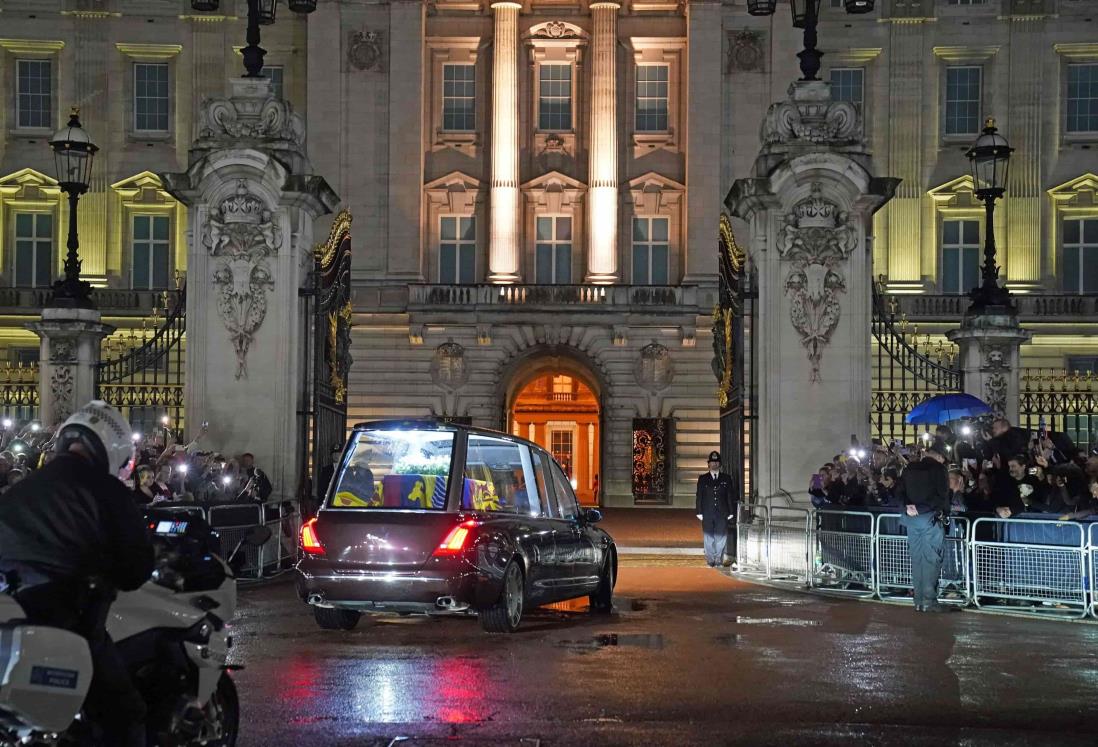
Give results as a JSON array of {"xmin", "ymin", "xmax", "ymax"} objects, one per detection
[
  {"xmin": 970, "ymin": 517, "xmax": 1089, "ymax": 619},
  {"xmin": 811, "ymin": 510, "xmax": 876, "ymax": 596},
  {"xmin": 736, "ymin": 502, "xmax": 1098, "ymax": 619},
  {"xmin": 875, "ymin": 514, "xmax": 970, "ymax": 606},
  {"xmin": 206, "ymin": 502, "xmax": 300, "ymax": 579}
]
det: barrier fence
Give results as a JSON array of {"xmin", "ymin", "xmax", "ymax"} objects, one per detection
[
  {"xmin": 155, "ymin": 501, "xmax": 300, "ymax": 579},
  {"xmin": 737, "ymin": 500, "xmax": 1098, "ymax": 620}
]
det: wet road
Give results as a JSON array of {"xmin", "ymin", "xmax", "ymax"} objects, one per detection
[{"xmin": 230, "ymin": 561, "xmax": 1098, "ymax": 746}]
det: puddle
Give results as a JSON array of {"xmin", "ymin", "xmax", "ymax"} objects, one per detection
[
  {"xmin": 539, "ymin": 598, "xmax": 589, "ymax": 613},
  {"xmin": 733, "ymin": 616, "xmax": 821, "ymax": 627},
  {"xmin": 556, "ymin": 632, "xmax": 665, "ymax": 653}
]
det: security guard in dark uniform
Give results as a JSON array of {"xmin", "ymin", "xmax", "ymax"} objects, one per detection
[{"xmin": 696, "ymin": 451, "xmax": 737, "ymax": 567}]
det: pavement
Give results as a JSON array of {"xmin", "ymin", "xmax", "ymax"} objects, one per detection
[
  {"xmin": 229, "ymin": 563, "xmax": 1098, "ymax": 746},
  {"xmin": 596, "ymin": 507, "xmax": 701, "ymax": 551}
]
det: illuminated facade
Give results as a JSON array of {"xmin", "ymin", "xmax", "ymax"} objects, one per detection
[{"xmin": 0, "ymin": 1, "xmax": 1096, "ymax": 505}]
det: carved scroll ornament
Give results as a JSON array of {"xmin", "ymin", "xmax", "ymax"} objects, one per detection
[
  {"xmin": 777, "ymin": 183, "xmax": 859, "ymax": 381},
  {"xmin": 204, "ymin": 181, "xmax": 282, "ymax": 380},
  {"xmin": 761, "ymin": 83, "xmax": 861, "ymax": 146}
]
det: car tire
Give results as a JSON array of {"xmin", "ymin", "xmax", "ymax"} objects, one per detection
[
  {"xmin": 313, "ymin": 606, "xmax": 361, "ymax": 630},
  {"xmin": 479, "ymin": 560, "xmax": 524, "ymax": 633},
  {"xmin": 589, "ymin": 552, "xmax": 615, "ymax": 614}
]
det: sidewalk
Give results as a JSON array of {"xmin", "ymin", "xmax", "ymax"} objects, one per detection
[{"xmin": 597, "ymin": 508, "xmax": 703, "ymax": 553}]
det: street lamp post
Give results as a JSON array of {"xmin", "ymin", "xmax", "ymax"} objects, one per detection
[
  {"xmin": 747, "ymin": 0, "xmax": 875, "ymax": 82},
  {"xmin": 47, "ymin": 109, "xmax": 98, "ymax": 310},
  {"xmin": 191, "ymin": 0, "xmax": 317, "ymax": 78},
  {"xmin": 965, "ymin": 118, "xmax": 1014, "ymax": 313}
]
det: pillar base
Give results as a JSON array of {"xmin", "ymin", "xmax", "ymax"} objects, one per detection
[
  {"xmin": 585, "ymin": 273, "xmax": 619, "ymax": 285},
  {"xmin": 487, "ymin": 272, "xmax": 522, "ymax": 284},
  {"xmin": 947, "ymin": 310, "xmax": 1031, "ymax": 422},
  {"xmin": 28, "ymin": 307, "xmax": 115, "ymax": 426}
]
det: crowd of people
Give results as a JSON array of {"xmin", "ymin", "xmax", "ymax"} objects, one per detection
[
  {"xmin": 0, "ymin": 417, "xmax": 272, "ymax": 506},
  {"xmin": 808, "ymin": 416, "xmax": 1098, "ymax": 521}
]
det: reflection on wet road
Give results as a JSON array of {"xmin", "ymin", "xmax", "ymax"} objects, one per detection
[{"xmin": 230, "ymin": 566, "xmax": 1098, "ymax": 746}]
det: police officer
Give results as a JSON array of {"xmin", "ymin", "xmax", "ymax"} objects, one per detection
[
  {"xmin": 895, "ymin": 443, "xmax": 957, "ymax": 613},
  {"xmin": 696, "ymin": 451, "xmax": 737, "ymax": 568},
  {"xmin": 0, "ymin": 401, "xmax": 154, "ymax": 745}
]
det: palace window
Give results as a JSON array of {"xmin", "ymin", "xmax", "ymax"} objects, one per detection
[
  {"xmin": 551, "ymin": 375, "xmax": 574, "ymax": 401},
  {"xmin": 829, "ymin": 67, "xmax": 864, "ymax": 111},
  {"xmin": 16, "ymin": 59, "xmax": 52, "ymax": 129},
  {"xmin": 13, "ymin": 212, "xmax": 53, "ymax": 288},
  {"xmin": 635, "ymin": 64, "xmax": 669, "ymax": 132},
  {"xmin": 261, "ymin": 65, "xmax": 284, "ymax": 100},
  {"xmin": 134, "ymin": 62, "xmax": 169, "ymax": 132},
  {"xmin": 538, "ymin": 64, "xmax": 572, "ymax": 131},
  {"xmin": 131, "ymin": 215, "xmax": 171, "ymax": 290},
  {"xmin": 535, "ymin": 216, "xmax": 572, "ymax": 285},
  {"xmin": 632, "ymin": 217, "xmax": 670, "ymax": 285},
  {"xmin": 944, "ymin": 66, "xmax": 981, "ymax": 136},
  {"xmin": 439, "ymin": 216, "xmax": 476, "ymax": 284},
  {"xmin": 941, "ymin": 219, "xmax": 980, "ymax": 295},
  {"xmin": 1066, "ymin": 64, "xmax": 1098, "ymax": 134},
  {"xmin": 1063, "ymin": 217, "xmax": 1098, "ymax": 294},
  {"xmin": 442, "ymin": 64, "xmax": 476, "ymax": 131}
]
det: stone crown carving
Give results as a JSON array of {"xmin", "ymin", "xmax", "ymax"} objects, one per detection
[
  {"xmin": 761, "ymin": 81, "xmax": 861, "ymax": 147},
  {"xmin": 790, "ymin": 183, "xmax": 839, "ymax": 228}
]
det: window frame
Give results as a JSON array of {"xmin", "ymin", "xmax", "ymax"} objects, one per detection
[
  {"xmin": 547, "ymin": 458, "xmax": 581, "ymax": 522},
  {"xmin": 631, "ymin": 216, "xmax": 671, "ymax": 286},
  {"xmin": 12, "ymin": 210, "xmax": 55, "ymax": 289},
  {"xmin": 261, "ymin": 64, "xmax": 285, "ymax": 100},
  {"xmin": 943, "ymin": 65, "xmax": 983, "ymax": 139},
  {"xmin": 15, "ymin": 58, "xmax": 53, "ymax": 131},
  {"xmin": 441, "ymin": 62, "xmax": 476, "ymax": 133},
  {"xmin": 1061, "ymin": 216, "xmax": 1098, "ymax": 295},
  {"xmin": 133, "ymin": 61, "xmax": 170, "ymax": 134},
  {"xmin": 534, "ymin": 214, "xmax": 573, "ymax": 285},
  {"xmin": 634, "ymin": 63, "xmax": 669, "ymax": 133},
  {"xmin": 537, "ymin": 62, "xmax": 573, "ymax": 133},
  {"xmin": 1066, "ymin": 63, "xmax": 1098, "ymax": 136},
  {"xmin": 461, "ymin": 433, "xmax": 538, "ymax": 515},
  {"xmin": 130, "ymin": 213, "xmax": 172, "ymax": 290},
  {"xmin": 438, "ymin": 214, "xmax": 477, "ymax": 285},
  {"xmin": 940, "ymin": 218, "xmax": 982, "ymax": 295}
]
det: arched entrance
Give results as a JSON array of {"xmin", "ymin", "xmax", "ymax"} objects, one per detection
[{"xmin": 508, "ymin": 358, "xmax": 601, "ymax": 506}]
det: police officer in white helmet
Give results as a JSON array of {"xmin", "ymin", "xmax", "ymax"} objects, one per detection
[{"xmin": 0, "ymin": 401, "xmax": 154, "ymax": 746}]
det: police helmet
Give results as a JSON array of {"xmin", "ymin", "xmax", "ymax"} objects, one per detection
[{"xmin": 55, "ymin": 400, "xmax": 135, "ymax": 474}]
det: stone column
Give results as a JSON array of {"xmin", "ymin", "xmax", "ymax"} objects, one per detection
[
  {"xmin": 586, "ymin": 1, "xmax": 620, "ymax": 284},
  {"xmin": 162, "ymin": 77, "xmax": 338, "ymax": 502},
  {"xmin": 683, "ymin": 0, "xmax": 721, "ymax": 284},
  {"xmin": 726, "ymin": 81, "xmax": 898, "ymax": 500},
  {"xmin": 388, "ymin": 0, "xmax": 427, "ymax": 280},
  {"xmin": 28, "ymin": 308, "xmax": 114, "ymax": 426},
  {"xmin": 488, "ymin": 2, "xmax": 522, "ymax": 284},
  {"xmin": 947, "ymin": 312, "xmax": 1031, "ymax": 422}
]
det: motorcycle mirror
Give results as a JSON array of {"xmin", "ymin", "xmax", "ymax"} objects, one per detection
[{"xmin": 244, "ymin": 525, "xmax": 272, "ymax": 547}]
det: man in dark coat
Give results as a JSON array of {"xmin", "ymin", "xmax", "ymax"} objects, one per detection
[
  {"xmin": 696, "ymin": 451, "xmax": 737, "ymax": 568},
  {"xmin": 896, "ymin": 444, "xmax": 956, "ymax": 613}
]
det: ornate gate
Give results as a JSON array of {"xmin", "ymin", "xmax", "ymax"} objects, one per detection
[
  {"xmin": 714, "ymin": 215, "xmax": 754, "ymax": 498},
  {"xmin": 302, "ymin": 211, "xmax": 353, "ymax": 507},
  {"xmin": 871, "ymin": 281, "xmax": 963, "ymax": 444},
  {"xmin": 96, "ymin": 287, "xmax": 186, "ymax": 435}
]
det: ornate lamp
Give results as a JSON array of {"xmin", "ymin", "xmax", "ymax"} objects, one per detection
[
  {"xmin": 747, "ymin": 0, "xmax": 778, "ymax": 14},
  {"xmin": 287, "ymin": 0, "xmax": 319, "ymax": 12},
  {"xmin": 256, "ymin": 0, "xmax": 277, "ymax": 25},
  {"xmin": 965, "ymin": 118, "xmax": 1015, "ymax": 312},
  {"xmin": 790, "ymin": 0, "xmax": 822, "ymax": 28},
  {"xmin": 844, "ymin": 0, "xmax": 874, "ymax": 12},
  {"xmin": 966, "ymin": 118, "xmax": 1013, "ymax": 199},
  {"xmin": 47, "ymin": 109, "xmax": 98, "ymax": 308}
]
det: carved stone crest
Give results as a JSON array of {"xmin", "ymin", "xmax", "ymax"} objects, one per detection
[
  {"xmin": 777, "ymin": 183, "xmax": 859, "ymax": 381},
  {"xmin": 50, "ymin": 365, "xmax": 74, "ymax": 422},
  {"xmin": 529, "ymin": 21, "xmax": 584, "ymax": 40},
  {"xmin": 348, "ymin": 30, "xmax": 382, "ymax": 72},
  {"xmin": 727, "ymin": 29, "xmax": 764, "ymax": 73},
  {"xmin": 761, "ymin": 81, "xmax": 861, "ymax": 146},
  {"xmin": 199, "ymin": 94, "xmax": 304, "ymax": 147},
  {"xmin": 982, "ymin": 345, "xmax": 1007, "ymax": 370},
  {"xmin": 430, "ymin": 341, "xmax": 468, "ymax": 392},
  {"xmin": 203, "ymin": 180, "xmax": 281, "ymax": 380},
  {"xmin": 50, "ymin": 339, "xmax": 75, "ymax": 363},
  {"xmin": 636, "ymin": 343, "xmax": 674, "ymax": 393},
  {"xmin": 985, "ymin": 372, "xmax": 1007, "ymax": 417}
]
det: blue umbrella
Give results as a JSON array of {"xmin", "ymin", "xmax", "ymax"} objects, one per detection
[{"xmin": 905, "ymin": 393, "xmax": 991, "ymax": 425}]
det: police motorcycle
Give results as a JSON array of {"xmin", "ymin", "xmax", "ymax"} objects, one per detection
[{"xmin": 0, "ymin": 507, "xmax": 270, "ymax": 746}]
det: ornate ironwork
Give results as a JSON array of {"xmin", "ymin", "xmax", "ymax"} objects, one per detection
[
  {"xmin": 871, "ymin": 278, "xmax": 964, "ymax": 444},
  {"xmin": 1020, "ymin": 368, "xmax": 1098, "ymax": 453},
  {"xmin": 0, "ymin": 363, "xmax": 40, "ymax": 421},
  {"xmin": 96, "ymin": 285, "xmax": 185, "ymax": 433},
  {"xmin": 632, "ymin": 418, "xmax": 670, "ymax": 505}
]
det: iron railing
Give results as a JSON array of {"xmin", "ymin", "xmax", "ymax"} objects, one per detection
[
  {"xmin": 0, "ymin": 363, "xmax": 40, "ymax": 421},
  {"xmin": 408, "ymin": 283, "xmax": 696, "ymax": 309},
  {"xmin": 96, "ymin": 286, "xmax": 186, "ymax": 434},
  {"xmin": 871, "ymin": 284, "xmax": 963, "ymax": 444},
  {"xmin": 1019, "ymin": 368, "xmax": 1098, "ymax": 453}
]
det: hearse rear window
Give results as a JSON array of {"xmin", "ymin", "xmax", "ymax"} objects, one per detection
[{"xmin": 328, "ymin": 429, "xmax": 455, "ymax": 510}]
